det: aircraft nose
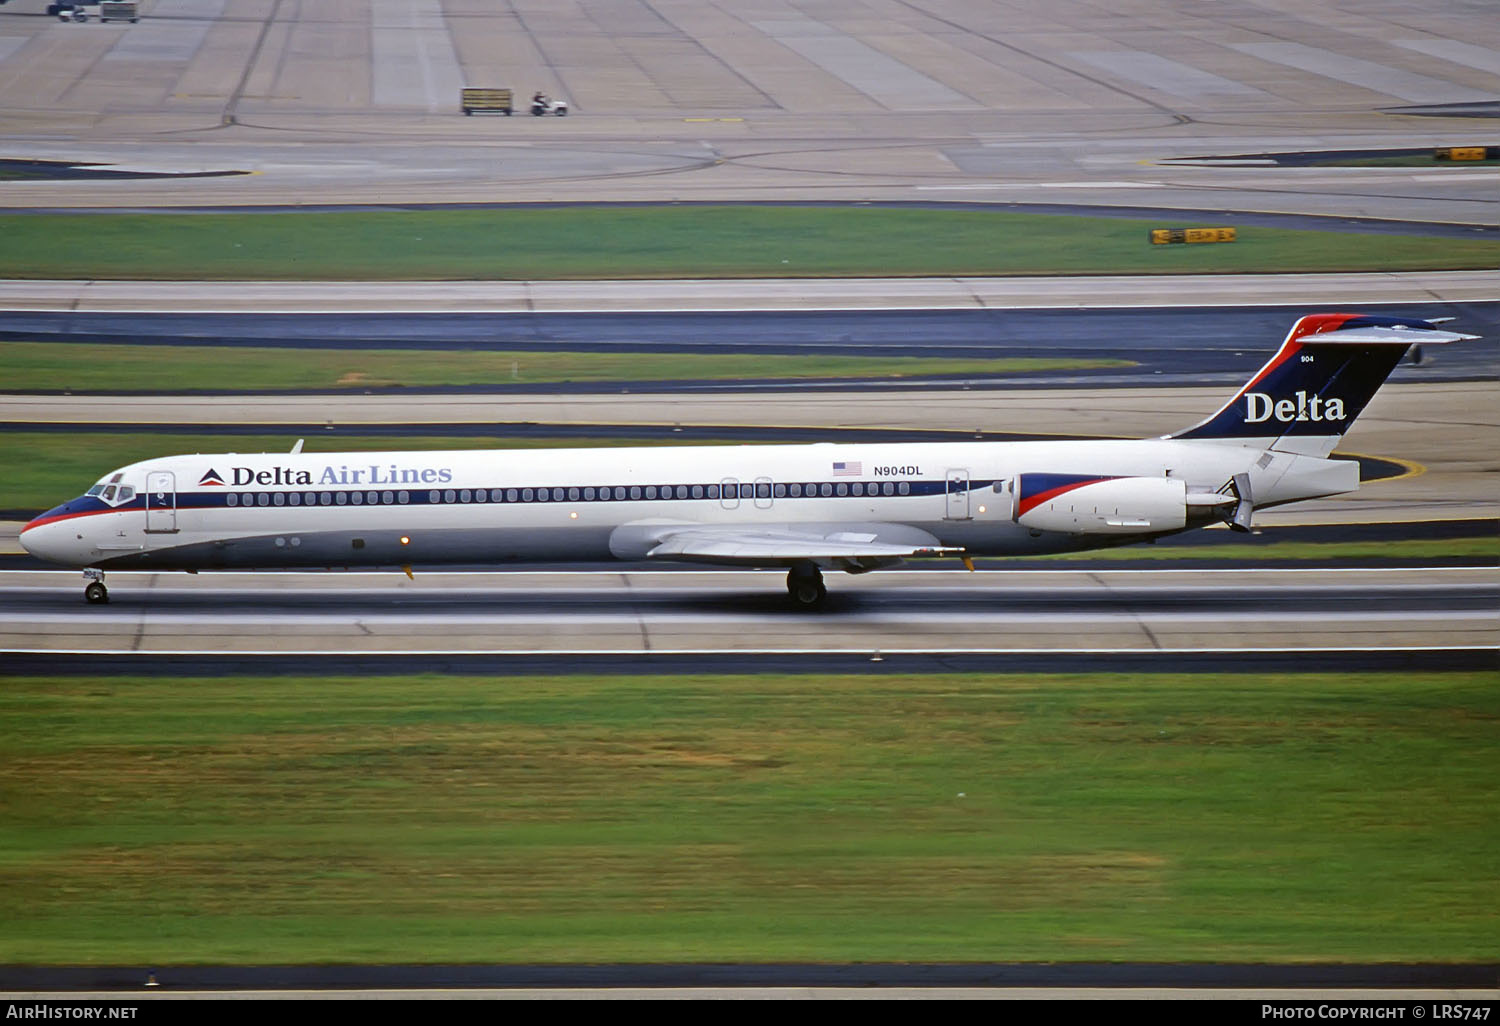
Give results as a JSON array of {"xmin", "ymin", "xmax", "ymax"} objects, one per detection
[{"xmin": 19, "ymin": 504, "xmax": 87, "ymax": 566}]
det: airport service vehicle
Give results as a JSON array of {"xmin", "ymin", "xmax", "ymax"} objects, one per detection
[
  {"xmin": 97, "ymin": 1, "xmax": 137, "ymax": 23},
  {"xmin": 19, "ymin": 313, "xmax": 1475, "ymax": 607},
  {"xmin": 529, "ymin": 95, "xmax": 568, "ymax": 116}
]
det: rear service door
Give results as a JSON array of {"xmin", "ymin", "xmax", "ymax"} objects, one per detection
[{"xmin": 945, "ymin": 468, "xmax": 971, "ymax": 521}]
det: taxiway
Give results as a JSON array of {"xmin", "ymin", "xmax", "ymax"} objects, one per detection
[{"xmin": 3, "ymin": 566, "xmax": 1493, "ymax": 656}]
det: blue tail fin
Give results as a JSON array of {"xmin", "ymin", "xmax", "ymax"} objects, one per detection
[{"xmin": 1171, "ymin": 313, "xmax": 1476, "ymax": 456}]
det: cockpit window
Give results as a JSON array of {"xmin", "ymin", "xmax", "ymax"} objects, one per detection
[{"xmin": 87, "ymin": 474, "xmax": 136, "ymax": 504}]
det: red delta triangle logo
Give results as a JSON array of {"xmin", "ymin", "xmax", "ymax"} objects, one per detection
[{"xmin": 199, "ymin": 468, "xmax": 226, "ymax": 487}]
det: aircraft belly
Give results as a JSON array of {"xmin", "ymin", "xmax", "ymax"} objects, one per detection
[{"xmin": 96, "ymin": 525, "xmax": 617, "ymax": 570}]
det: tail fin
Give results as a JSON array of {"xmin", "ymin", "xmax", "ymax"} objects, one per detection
[{"xmin": 1170, "ymin": 313, "xmax": 1477, "ymax": 456}]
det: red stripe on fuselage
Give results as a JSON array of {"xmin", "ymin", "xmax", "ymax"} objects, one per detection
[
  {"xmin": 21, "ymin": 507, "xmax": 124, "ymax": 533},
  {"xmin": 1017, "ymin": 478, "xmax": 1108, "ymax": 517}
]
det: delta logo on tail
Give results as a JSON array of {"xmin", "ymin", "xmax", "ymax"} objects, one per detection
[
  {"xmin": 1244, "ymin": 390, "xmax": 1346, "ymax": 424},
  {"xmin": 1171, "ymin": 313, "xmax": 1457, "ymax": 451},
  {"xmin": 198, "ymin": 469, "xmax": 226, "ymax": 487}
]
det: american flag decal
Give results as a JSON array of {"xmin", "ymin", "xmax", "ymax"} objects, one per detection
[{"xmin": 832, "ymin": 461, "xmax": 862, "ymax": 477}]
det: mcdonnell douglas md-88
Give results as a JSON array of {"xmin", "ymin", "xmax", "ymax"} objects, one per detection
[{"xmin": 20, "ymin": 313, "xmax": 1477, "ymax": 607}]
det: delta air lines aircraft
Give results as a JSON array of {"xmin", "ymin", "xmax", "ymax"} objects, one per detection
[{"xmin": 20, "ymin": 314, "xmax": 1475, "ymax": 607}]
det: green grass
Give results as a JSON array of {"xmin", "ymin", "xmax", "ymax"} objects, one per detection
[
  {"xmin": 0, "ymin": 671, "xmax": 1495, "ymax": 964},
  {"xmin": 0, "ymin": 341, "xmax": 1126, "ymax": 392},
  {"xmin": 4, "ymin": 206, "xmax": 1500, "ymax": 279}
]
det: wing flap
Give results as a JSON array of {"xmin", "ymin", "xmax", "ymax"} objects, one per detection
[
  {"xmin": 610, "ymin": 521, "xmax": 961, "ymax": 567},
  {"xmin": 649, "ymin": 531, "xmax": 956, "ymax": 562}
]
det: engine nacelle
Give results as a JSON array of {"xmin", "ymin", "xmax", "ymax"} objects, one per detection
[{"xmin": 1014, "ymin": 474, "xmax": 1189, "ymax": 534}]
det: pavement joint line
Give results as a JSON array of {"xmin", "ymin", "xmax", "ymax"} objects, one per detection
[
  {"xmin": 2, "ymin": 645, "xmax": 1495, "ymax": 657},
  {"xmin": 11, "ymin": 613, "xmax": 1490, "ymax": 623},
  {"xmin": 4, "ymin": 300, "xmax": 1497, "ymax": 314},
  {"xmin": 1, "ymin": 272, "xmax": 1497, "ymax": 316},
  {"xmin": 5, "ymin": 302, "xmax": 1500, "ymax": 313},
  {"xmin": 2, "ymin": 567, "xmax": 1494, "ymax": 579}
]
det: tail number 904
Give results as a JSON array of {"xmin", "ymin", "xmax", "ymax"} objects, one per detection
[{"xmin": 875, "ymin": 466, "xmax": 921, "ymax": 476}]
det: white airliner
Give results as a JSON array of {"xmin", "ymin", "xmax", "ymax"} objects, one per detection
[{"xmin": 20, "ymin": 313, "xmax": 1475, "ymax": 606}]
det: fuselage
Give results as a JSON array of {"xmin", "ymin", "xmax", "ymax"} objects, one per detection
[{"xmin": 19, "ymin": 437, "xmax": 1359, "ymax": 572}]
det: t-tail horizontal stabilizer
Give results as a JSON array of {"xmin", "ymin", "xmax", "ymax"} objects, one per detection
[{"xmin": 1171, "ymin": 314, "xmax": 1478, "ymax": 457}]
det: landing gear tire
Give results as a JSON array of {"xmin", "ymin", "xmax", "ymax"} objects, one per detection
[
  {"xmin": 786, "ymin": 565, "xmax": 827, "ymax": 608},
  {"xmin": 84, "ymin": 581, "xmax": 108, "ymax": 604}
]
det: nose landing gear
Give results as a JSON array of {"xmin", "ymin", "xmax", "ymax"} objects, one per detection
[
  {"xmin": 786, "ymin": 563, "xmax": 826, "ymax": 608},
  {"xmin": 83, "ymin": 569, "xmax": 108, "ymax": 604}
]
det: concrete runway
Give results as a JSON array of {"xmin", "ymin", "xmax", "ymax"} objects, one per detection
[
  {"xmin": 4, "ymin": 566, "xmax": 1493, "ymax": 655},
  {"xmin": 8, "ymin": 954, "xmax": 1499, "ymax": 997},
  {"xmin": 5, "ymin": 300, "xmax": 1498, "ymax": 394},
  {"xmin": 1, "ymin": 0, "xmax": 1497, "ymax": 221},
  {"xmin": 2, "ymin": 271, "xmax": 1498, "ymax": 314}
]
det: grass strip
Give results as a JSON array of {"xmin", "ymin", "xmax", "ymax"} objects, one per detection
[
  {"xmin": 3, "ymin": 206, "xmax": 1500, "ymax": 279},
  {"xmin": 0, "ymin": 671, "xmax": 1494, "ymax": 965},
  {"xmin": 0, "ymin": 341, "xmax": 1125, "ymax": 393}
]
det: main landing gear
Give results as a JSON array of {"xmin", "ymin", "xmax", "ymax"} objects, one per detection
[
  {"xmin": 786, "ymin": 563, "xmax": 826, "ymax": 608},
  {"xmin": 83, "ymin": 569, "xmax": 108, "ymax": 604}
]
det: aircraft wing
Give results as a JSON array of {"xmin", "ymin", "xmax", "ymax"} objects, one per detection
[{"xmin": 636, "ymin": 523, "xmax": 961, "ymax": 568}]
